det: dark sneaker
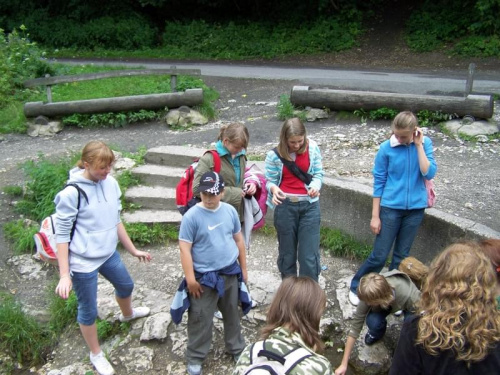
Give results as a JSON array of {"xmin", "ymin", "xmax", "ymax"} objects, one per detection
[{"xmin": 364, "ymin": 332, "xmax": 381, "ymax": 346}]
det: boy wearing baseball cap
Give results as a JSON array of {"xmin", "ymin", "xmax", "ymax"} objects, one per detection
[{"xmin": 173, "ymin": 171, "xmax": 250, "ymax": 375}]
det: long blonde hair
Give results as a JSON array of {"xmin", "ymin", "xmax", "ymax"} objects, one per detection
[
  {"xmin": 277, "ymin": 117, "xmax": 308, "ymax": 161},
  {"xmin": 77, "ymin": 141, "xmax": 115, "ymax": 169},
  {"xmin": 261, "ymin": 276, "xmax": 326, "ymax": 352},
  {"xmin": 417, "ymin": 242, "xmax": 500, "ymax": 362}
]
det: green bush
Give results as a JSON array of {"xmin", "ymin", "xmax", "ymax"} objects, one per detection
[
  {"xmin": 162, "ymin": 14, "xmax": 362, "ymax": 59},
  {"xmin": 320, "ymin": 227, "xmax": 371, "ymax": 260},
  {"xmin": 24, "ymin": 12, "xmax": 157, "ymax": 50},
  {"xmin": 0, "ymin": 26, "xmax": 53, "ymax": 110},
  {"xmin": 0, "ymin": 293, "xmax": 53, "ymax": 365},
  {"xmin": 452, "ymin": 35, "xmax": 500, "ymax": 57}
]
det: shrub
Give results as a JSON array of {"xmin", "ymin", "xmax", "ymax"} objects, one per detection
[
  {"xmin": 3, "ymin": 220, "xmax": 38, "ymax": 255},
  {"xmin": 0, "ymin": 26, "xmax": 53, "ymax": 107},
  {"xmin": 452, "ymin": 35, "xmax": 500, "ymax": 57}
]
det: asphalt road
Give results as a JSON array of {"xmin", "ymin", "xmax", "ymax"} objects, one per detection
[{"xmin": 54, "ymin": 58, "xmax": 500, "ymax": 96}]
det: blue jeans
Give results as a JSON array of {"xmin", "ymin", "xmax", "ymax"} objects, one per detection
[
  {"xmin": 71, "ymin": 251, "xmax": 134, "ymax": 326},
  {"xmin": 350, "ymin": 207, "xmax": 424, "ymax": 293},
  {"xmin": 274, "ymin": 199, "xmax": 321, "ymax": 281},
  {"xmin": 366, "ymin": 309, "xmax": 413, "ymax": 340}
]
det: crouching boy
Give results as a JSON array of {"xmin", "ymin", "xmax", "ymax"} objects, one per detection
[
  {"xmin": 170, "ymin": 171, "xmax": 251, "ymax": 375},
  {"xmin": 335, "ymin": 270, "xmax": 420, "ymax": 375}
]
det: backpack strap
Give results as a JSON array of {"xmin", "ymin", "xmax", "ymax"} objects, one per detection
[
  {"xmin": 206, "ymin": 150, "xmax": 221, "ymax": 173},
  {"xmin": 63, "ymin": 183, "xmax": 88, "ymax": 240},
  {"xmin": 280, "ymin": 347, "xmax": 312, "ymax": 374}
]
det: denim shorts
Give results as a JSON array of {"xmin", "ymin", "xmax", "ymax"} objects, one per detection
[{"xmin": 71, "ymin": 251, "xmax": 134, "ymax": 325}]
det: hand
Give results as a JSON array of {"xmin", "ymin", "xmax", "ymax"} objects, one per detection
[
  {"xmin": 134, "ymin": 249, "xmax": 152, "ymax": 263},
  {"xmin": 55, "ymin": 275, "xmax": 72, "ymax": 299},
  {"xmin": 308, "ymin": 187, "xmax": 320, "ymax": 198},
  {"xmin": 413, "ymin": 127, "xmax": 423, "ymax": 146},
  {"xmin": 370, "ymin": 217, "xmax": 381, "ymax": 234},
  {"xmin": 334, "ymin": 364, "xmax": 348, "ymax": 375},
  {"xmin": 187, "ymin": 280, "xmax": 203, "ymax": 299},
  {"xmin": 243, "ymin": 183, "xmax": 257, "ymax": 196},
  {"xmin": 271, "ymin": 187, "xmax": 285, "ymax": 205}
]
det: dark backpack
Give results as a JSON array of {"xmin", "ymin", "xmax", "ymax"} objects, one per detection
[
  {"xmin": 33, "ymin": 183, "xmax": 88, "ymax": 265},
  {"xmin": 175, "ymin": 150, "xmax": 221, "ymax": 215},
  {"xmin": 243, "ymin": 340, "xmax": 312, "ymax": 375}
]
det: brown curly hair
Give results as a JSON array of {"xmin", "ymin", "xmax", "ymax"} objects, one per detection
[{"xmin": 416, "ymin": 242, "xmax": 500, "ymax": 362}]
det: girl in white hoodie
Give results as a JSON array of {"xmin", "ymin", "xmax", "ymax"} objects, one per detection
[{"xmin": 54, "ymin": 141, "xmax": 152, "ymax": 375}]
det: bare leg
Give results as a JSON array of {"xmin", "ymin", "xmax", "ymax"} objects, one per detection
[
  {"xmin": 116, "ymin": 295, "xmax": 133, "ymax": 318},
  {"xmin": 80, "ymin": 323, "xmax": 100, "ymax": 354}
]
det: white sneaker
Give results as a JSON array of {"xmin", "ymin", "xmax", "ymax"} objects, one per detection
[
  {"xmin": 394, "ymin": 309, "xmax": 403, "ymax": 316},
  {"xmin": 214, "ymin": 310, "xmax": 223, "ymax": 320},
  {"xmin": 119, "ymin": 306, "xmax": 150, "ymax": 322},
  {"xmin": 251, "ymin": 300, "xmax": 258, "ymax": 308},
  {"xmin": 349, "ymin": 291, "xmax": 360, "ymax": 306},
  {"xmin": 90, "ymin": 351, "xmax": 115, "ymax": 375}
]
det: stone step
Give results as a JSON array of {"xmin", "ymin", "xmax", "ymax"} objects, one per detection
[
  {"xmin": 131, "ymin": 164, "xmax": 185, "ymax": 188},
  {"xmin": 125, "ymin": 185, "xmax": 177, "ymax": 210},
  {"xmin": 145, "ymin": 145, "xmax": 208, "ymax": 168},
  {"xmin": 122, "ymin": 209, "xmax": 182, "ymax": 225}
]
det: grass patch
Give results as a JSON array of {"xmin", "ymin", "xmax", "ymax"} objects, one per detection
[
  {"xmin": 3, "ymin": 220, "xmax": 39, "ymax": 255},
  {"xmin": 320, "ymin": 227, "xmax": 371, "ymax": 260},
  {"xmin": 124, "ymin": 223, "xmax": 179, "ymax": 246},
  {"xmin": 276, "ymin": 94, "xmax": 306, "ymax": 122},
  {"xmin": 0, "ymin": 293, "xmax": 53, "ymax": 366}
]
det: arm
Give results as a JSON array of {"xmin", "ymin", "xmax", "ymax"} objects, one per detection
[
  {"xmin": 335, "ymin": 336, "xmax": 356, "ymax": 375},
  {"xmin": 117, "ymin": 222, "xmax": 152, "ymax": 262},
  {"xmin": 370, "ymin": 197, "xmax": 381, "ymax": 234},
  {"xmin": 55, "ymin": 243, "xmax": 72, "ymax": 299},
  {"xmin": 192, "ymin": 152, "xmax": 215, "ymax": 198},
  {"xmin": 179, "ymin": 240, "xmax": 203, "ymax": 298},
  {"xmin": 265, "ymin": 151, "xmax": 285, "ymax": 206},
  {"xmin": 307, "ymin": 140, "xmax": 324, "ymax": 198},
  {"xmin": 413, "ymin": 128, "xmax": 430, "ymax": 175},
  {"xmin": 233, "ymin": 232, "xmax": 247, "ymax": 282}
]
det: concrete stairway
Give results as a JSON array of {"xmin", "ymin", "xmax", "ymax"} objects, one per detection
[{"xmin": 122, "ymin": 145, "xmax": 208, "ymax": 225}]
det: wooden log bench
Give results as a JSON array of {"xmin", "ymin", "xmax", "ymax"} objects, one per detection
[
  {"xmin": 290, "ymin": 64, "xmax": 494, "ymax": 119},
  {"xmin": 290, "ymin": 86, "xmax": 493, "ymax": 119},
  {"xmin": 23, "ymin": 67, "xmax": 203, "ymax": 118}
]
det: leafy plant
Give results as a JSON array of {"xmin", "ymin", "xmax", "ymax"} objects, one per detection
[{"xmin": 0, "ymin": 293, "xmax": 53, "ymax": 365}]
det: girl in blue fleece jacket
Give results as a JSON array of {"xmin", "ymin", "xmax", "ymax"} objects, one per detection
[
  {"xmin": 348, "ymin": 111, "xmax": 437, "ymax": 307},
  {"xmin": 54, "ymin": 141, "xmax": 152, "ymax": 375}
]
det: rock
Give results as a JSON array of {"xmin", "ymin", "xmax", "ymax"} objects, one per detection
[
  {"xmin": 140, "ymin": 312, "xmax": 171, "ymax": 341},
  {"xmin": 443, "ymin": 119, "xmax": 499, "ymax": 137},
  {"xmin": 120, "ymin": 346, "xmax": 154, "ymax": 373},
  {"xmin": 305, "ymin": 108, "xmax": 329, "ymax": 122},
  {"xmin": 27, "ymin": 121, "xmax": 63, "ymax": 137},
  {"xmin": 165, "ymin": 108, "xmax": 208, "ymax": 128}
]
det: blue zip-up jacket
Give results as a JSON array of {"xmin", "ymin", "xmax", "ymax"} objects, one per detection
[
  {"xmin": 265, "ymin": 138, "xmax": 324, "ymax": 210},
  {"xmin": 373, "ymin": 136, "xmax": 437, "ymax": 210}
]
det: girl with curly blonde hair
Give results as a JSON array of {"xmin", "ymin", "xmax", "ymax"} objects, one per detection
[{"xmin": 390, "ymin": 242, "xmax": 500, "ymax": 374}]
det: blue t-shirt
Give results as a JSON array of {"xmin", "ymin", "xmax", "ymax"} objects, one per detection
[{"xmin": 179, "ymin": 202, "xmax": 241, "ymax": 273}]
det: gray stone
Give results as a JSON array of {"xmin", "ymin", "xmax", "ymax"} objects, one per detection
[
  {"xmin": 443, "ymin": 119, "xmax": 499, "ymax": 137},
  {"xmin": 165, "ymin": 108, "xmax": 208, "ymax": 128},
  {"xmin": 121, "ymin": 346, "xmax": 154, "ymax": 373},
  {"xmin": 34, "ymin": 115, "xmax": 50, "ymax": 125},
  {"xmin": 27, "ymin": 121, "xmax": 63, "ymax": 137},
  {"xmin": 140, "ymin": 312, "xmax": 171, "ymax": 341},
  {"xmin": 305, "ymin": 108, "xmax": 329, "ymax": 122}
]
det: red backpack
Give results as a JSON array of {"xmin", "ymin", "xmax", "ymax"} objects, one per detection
[{"xmin": 176, "ymin": 150, "xmax": 221, "ymax": 215}]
